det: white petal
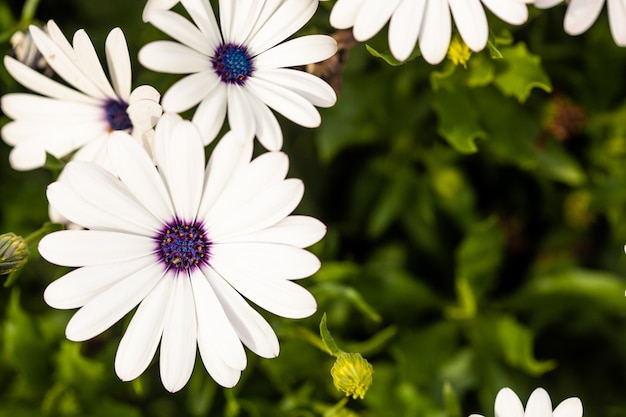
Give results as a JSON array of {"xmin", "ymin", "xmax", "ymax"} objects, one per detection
[
  {"xmin": 115, "ymin": 276, "xmax": 171, "ymax": 381},
  {"xmin": 39, "ymin": 230, "xmax": 156, "ymax": 267},
  {"xmin": 143, "ymin": 0, "xmax": 180, "ymax": 21},
  {"xmin": 246, "ymin": 76, "xmax": 321, "ymax": 128},
  {"xmin": 162, "ymin": 71, "xmax": 219, "ymax": 112},
  {"xmin": 44, "ymin": 256, "xmax": 154, "ymax": 309},
  {"xmin": 247, "ymin": 0, "xmax": 318, "ymax": 55},
  {"xmin": 495, "ymin": 388, "xmax": 525, "ymax": 417},
  {"xmin": 153, "ymin": 121, "xmax": 205, "ymax": 221},
  {"xmin": 3, "ymin": 56, "xmax": 96, "ymax": 104},
  {"xmin": 608, "ymin": 0, "xmax": 626, "ymax": 46},
  {"xmin": 389, "ymin": 0, "xmax": 427, "ymax": 61},
  {"xmin": 210, "ymin": 243, "xmax": 321, "ymax": 280},
  {"xmin": 449, "ymin": 0, "xmax": 488, "ymax": 52},
  {"xmin": 65, "ymin": 262, "xmax": 165, "ymax": 341},
  {"xmin": 148, "ymin": 10, "xmax": 214, "ymax": 55},
  {"xmin": 564, "ymin": 0, "xmax": 604, "ymax": 35},
  {"xmin": 208, "ymin": 264, "xmax": 317, "ymax": 319},
  {"xmin": 254, "ymin": 68, "xmax": 336, "ymax": 108},
  {"xmin": 204, "ymin": 266, "xmax": 279, "ymax": 358},
  {"xmin": 534, "ymin": 0, "xmax": 563, "ymax": 8},
  {"xmin": 353, "ymin": 0, "xmax": 402, "ymax": 42},
  {"xmin": 191, "ymin": 270, "xmax": 246, "ymax": 370},
  {"xmin": 129, "ymin": 84, "xmax": 161, "ymax": 103},
  {"xmin": 105, "ymin": 28, "xmax": 132, "ymax": 100},
  {"xmin": 180, "ymin": 0, "xmax": 223, "ymax": 48},
  {"xmin": 72, "ymin": 29, "xmax": 117, "ymax": 98},
  {"xmin": 222, "ymin": 0, "xmax": 264, "ymax": 45},
  {"xmin": 329, "ymin": 0, "xmax": 363, "ymax": 29},
  {"xmin": 524, "ymin": 388, "xmax": 553, "ymax": 417},
  {"xmin": 1, "ymin": 93, "xmax": 103, "ymax": 121},
  {"xmin": 159, "ymin": 275, "xmax": 197, "ymax": 392},
  {"xmin": 553, "ymin": 398, "xmax": 583, "ymax": 417},
  {"xmin": 254, "ymin": 35, "xmax": 337, "ymax": 69},
  {"xmin": 139, "ymin": 41, "xmax": 213, "ymax": 74},
  {"xmin": 191, "ymin": 83, "xmax": 228, "ymax": 145},
  {"xmin": 246, "ymin": 92, "xmax": 283, "ymax": 151},
  {"xmin": 226, "ymin": 85, "xmax": 256, "ymax": 139},
  {"xmin": 221, "ymin": 215, "xmax": 326, "ymax": 248},
  {"xmin": 482, "ymin": 0, "xmax": 529, "ymax": 25},
  {"xmin": 419, "ymin": 0, "xmax": 452, "ymax": 64}
]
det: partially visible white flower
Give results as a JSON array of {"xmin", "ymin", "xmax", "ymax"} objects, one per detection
[
  {"xmin": 535, "ymin": 0, "xmax": 626, "ymax": 46},
  {"xmin": 139, "ymin": 0, "xmax": 337, "ymax": 150},
  {"xmin": 39, "ymin": 113, "xmax": 326, "ymax": 392},
  {"xmin": 1, "ymin": 20, "xmax": 162, "ymax": 171},
  {"xmin": 143, "ymin": 0, "xmax": 180, "ymax": 22},
  {"xmin": 470, "ymin": 387, "xmax": 583, "ymax": 417},
  {"xmin": 329, "ymin": 0, "xmax": 532, "ymax": 64}
]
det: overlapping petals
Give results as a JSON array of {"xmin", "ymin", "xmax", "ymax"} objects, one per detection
[
  {"xmin": 139, "ymin": 0, "xmax": 337, "ymax": 150},
  {"xmin": 470, "ymin": 387, "xmax": 583, "ymax": 417},
  {"xmin": 39, "ymin": 114, "xmax": 325, "ymax": 392}
]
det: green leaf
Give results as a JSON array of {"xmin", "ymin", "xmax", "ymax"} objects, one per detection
[
  {"xmin": 534, "ymin": 140, "xmax": 586, "ymax": 186},
  {"xmin": 494, "ymin": 42, "xmax": 552, "ymax": 103},
  {"xmin": 432, "ymin": 88, "xmax": 486, "ymax": 153},
  {"xmin": 442, "ymin": 382, "xmax": 461, "ymax": 417},
  {"xmin": 320, "ymin": 313, "xmax": 343, "ymax": 357},
  {"xmin": 365, "ymin": 44, "xmax": 420, "ymax": 66}
]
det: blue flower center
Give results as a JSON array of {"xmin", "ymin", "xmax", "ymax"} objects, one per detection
[
  {"xmin": 212, "ymin": 43, "xmax": 254, "ymax": 85},
  {"xmin": 157, "ymin": 220, "xmax": 211, "ymax": 272},
  {"xmin": 104, "ymin": 99, "xmax": 132, "ymax": 131}
]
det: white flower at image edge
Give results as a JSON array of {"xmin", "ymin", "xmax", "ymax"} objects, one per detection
[
  {"xmin": 139, "ymin": 0, "xmax": 337, "ymax": 150},
  {"xmin": 470, "ymin": 387, "xmax": 583, "ymax": 417},
  {"xmin": 535, "ymin": 0, "xmax": 626, "ymax": 46},
  {"xmin": 1, "ymin": 20, "xmax": 162, "ymax": 171},
  {"xmin": 329, "ymin": 0, "xmax": 531, "ymax": 64},
  {"xmin": 38, "ymin": 114, "xmax": 326, "ymax": 392}
]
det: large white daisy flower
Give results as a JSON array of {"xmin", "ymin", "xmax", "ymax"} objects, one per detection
[
  {"xmin": 470, "ymin": 387, "xmax": 583, "ymax": 417},
  {"xmin": 1, "ymin": 20, "xmax": 162, "ymax": 171},
  {"xmin": 535, "ymin": 0, "xmax": 626, "ymax": 46},
  {"xmin": 139, "ymin": 0, "xmax": 337, "ymax": 150},
  {"xmin": 329, "ymin": 0, "xmax": 532, "ymax": 64},
  {"xmin": 38, "ymin": 113, "xmax": 326, "ymax": 392}
]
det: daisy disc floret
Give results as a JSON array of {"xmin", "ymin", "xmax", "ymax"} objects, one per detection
[
  {"xmin": 329, "ymin": 0, "xmax": 532, "ymax": 64},
  {"xmin": 39, "ymin": 113, "xmax": 326, "ymax": 392},
  {"xmin": 139, "ymin": 0, "xmax": 338, "ymax": 150},
  {"xmin": 0, "ymin": 20, "xmax": 162, "ymax": 171},
  {"xmin": 535, "ymin": 0, "xmax": 626, "ymax": 46},
  {"xmin": 470, "ymin": 387, "xmax": 583, "ymax": 417}
]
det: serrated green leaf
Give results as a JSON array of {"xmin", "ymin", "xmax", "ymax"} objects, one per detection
[
  {"xmin": 433, "ymin": 88, "xmax": 485, "ymax": 153},
  {"xmin": 494, "ymin": 43, "xmax": 552, "ymax": 102},
  {"xmin": 365, "ymin": 44, "xmax": 420, "ymax": 66}
]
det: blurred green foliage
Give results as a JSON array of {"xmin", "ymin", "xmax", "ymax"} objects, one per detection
[{"xmin": 1, "ymin": 1, "xmax": 626, "ymax": 416}]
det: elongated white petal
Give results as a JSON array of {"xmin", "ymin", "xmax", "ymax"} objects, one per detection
[
  {"xmin": 226, "ymin": 85, "xmax": 256, "ymax": 139},
  {"xmin": 254, "ymin": 35, "xmax": 337, "ymax": 69},
  {"xmin": 148, "ymin": 10, "xmax": 214, "ymax": 55},
  {"xmin": 160, "ymin": 275, "xmax": 197, "ymax": 392},
  {"xmin": 330, "ymin": 0, "xmax": 363, "ymax": 29},
  {"xmin": 1, "ymin": 93, "xmax": 102, "ymax": 121},
  {"xmin": 389, "ymin": 0, "xmax": 427, "ymax": 61},
  {"xmin": 223, "ymin": 0, "xmax": 264, "ymax": 45},
  {"xmin": 139, "ymin": 41, "xmax": 213, "ymax": 74},
  {"xmin": 534, "ymin": 0, "xmax": 563, "ymax": 8},
  {"xmin": 191, "ymin": 82, "xmax": 228, "ymax": 145},
  {"xmin": 524, "ymin": 388, "xmax": 553, "ymax": 417},
  {"xmin": 254, "ymin": 68, "xmax": 336, "ymax": 108},
  {"xmin": 495, "ymin": 388, "xmax": 525, "ymax": 417},
  {"xmin": 65, "ymin": 262, "xmax": 165, "ymax": 341},
  {"xmin": 353, "ymin": 0, "xmax": 401, "ymax": 41},
  {"xmin": 246, "ymin": 76, "xmax": 321, "ymax": 128},
  {"xmin": 210, "ymin": 243, "xmax": 321, "ymax": 280},
  {"xmin": 180, "ymin": 0, "xmax": 222, "ymax": 48},
  {"xmin": 115, "ymin": 276, "xmax": 171, "ymax": 381},
  {"xmin": 44, "ymin": 256, "xmax": 154, "ymax": 309},
  {"xmin": 190, "ymin": 270, "xmax": 246, "ymax": 370},
  {"xmin": 162, "ymin": 71, "xmax": 219, "ymax": 112},
  {"xmin": 419, "ymin": 0, "xmax": 451, "ymax": 64},
  {"xmin": 246, "ymin": 92, "xmax": 283, "ymax": 151},
  {"xmin": 450, "ymin": 0, "xmax": 488, "ymax": 52},
  {"xmin": 72, "ymin": 29, "xmax": 117, "ymax": 98},
  {"xmin": 106, "ymin": 28, "xmax": 132, "ymax": 100},
  {"xmin": 553, "ymin": 398, "xmax": 583, "ymax": 417},
  {"xmin": 481, "ymin": 0, "xmax": 529, "ymax": 25},
  {"xmin": 39, "ymin": 230, "xmax": 155, "ymax": 267},
  {"xmin": 564, "ymin": 0, "xmax": 604, "ymax": 35},
  {"xmin": 204, "ymin": 266, "xmax": 279, "ymax": 358},
  {"xmin": 220, "ymin": 215, "xmax": 326, "ymax": 248},
  {"xmin": 608, "ymin": 0, "xmax": 626, "ymax": 46}
]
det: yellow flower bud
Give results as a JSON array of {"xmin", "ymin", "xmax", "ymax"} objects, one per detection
[
  {"xmin": 447, "ymin": 36, "xmax": 472, "ymax": 68},
  {"xmin": 0, "ymin": 232, "xmax": 29, "ymax": 275},
  {"xmin": 331, "ymin": 352, "xmax": 373, "ymax": 400}
]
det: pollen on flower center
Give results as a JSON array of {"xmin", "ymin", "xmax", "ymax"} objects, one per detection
[
  {"xmin": 104, "ymin": 98, "xmax": 132, "ymax": 131},
  {"xmin": 211, "ymin": 43, "xmax": 254, "ymax": 85},
  {"xmin": 156, "ymin": 220, "xmax": 211, "ymax": 272}
]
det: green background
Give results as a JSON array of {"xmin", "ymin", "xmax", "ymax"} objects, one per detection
[{"xmin": 1, "ymin": 1, "xmax": 626, "ymax": 416}]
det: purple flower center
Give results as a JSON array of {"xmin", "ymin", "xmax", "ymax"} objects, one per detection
[
  {"xmin": 212, "ymin": 43, "xmax": 254, "ymax": 85},
  {"xmin": 104, "ymin": 99, "xmax": 132, "ymax": 131},
  {"xmin": 156, "ymin": 220, "xmax": 211, "ymax": 273}
]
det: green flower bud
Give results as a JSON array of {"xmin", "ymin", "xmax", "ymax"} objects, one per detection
[
  {"xmin": 331, "ymin": 352, "xmax": 373, "ymax": 400},
  {"xmin": 0, "ymin": 233, "xmax": 29, "ymax": 275}
]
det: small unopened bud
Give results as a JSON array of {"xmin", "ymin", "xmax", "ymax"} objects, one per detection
[
  {"xmin": 0, "ymin": 233, "xmax": 29, "ymax": 275},
  {"xmin": 447, "ymin": 36, "xmax": 471, "ymax": 68},
  {"xmin": 331, "ymin": 352, "xmax": 373, "ymax": 400}
]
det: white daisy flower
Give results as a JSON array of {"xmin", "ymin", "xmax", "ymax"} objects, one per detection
[
  {"xmin": 139, "ymin": 0, "xmax": 338, "ymax": 150},
  {"xmin": 39, "ymin": 113, "xmax": 326, "ymax": 392},
  {"xmin": 535, "ymin": 0, "xmax": 626, "ymax": 46},
  {"xmin": 470, "ymin": 387, "xmax": 583, "ymax": 417},
  {"xmin": 1, "ymin": 20, "xmax": 162, "ymax": 171},
  {"xmin": 329, "ymin": 0, "xmax": 532, "ymax": 64}
]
